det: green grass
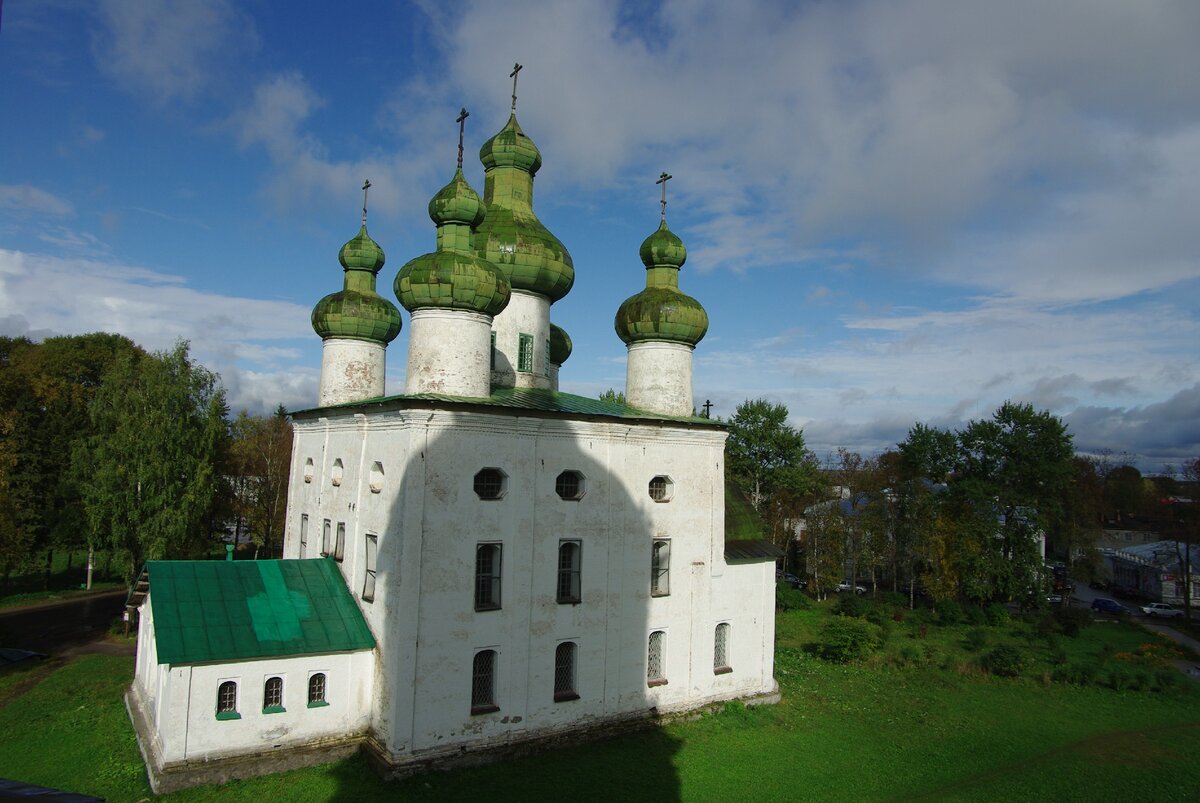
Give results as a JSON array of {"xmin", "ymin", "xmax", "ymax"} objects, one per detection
[{"xmin": 0, "ymin": 603, "xmax": 1197, "ymax": 801}]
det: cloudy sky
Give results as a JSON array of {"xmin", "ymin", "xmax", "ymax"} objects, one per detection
[{"xmin": 2, "ymin": 0, "xmax": 1198, "ymax": 471}]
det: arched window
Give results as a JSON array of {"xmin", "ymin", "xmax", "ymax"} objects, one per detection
[
  {"xmin": 651, "ymin": 540, "xmax": 670, "ymax": 597},
  {"xmin": 647, "ymin": 631, "xmax": 666, "ymax": 686},
  {"xmin": 554, "ymin": 642, "xmax": 579, "ymax": 702},
  {"xmin": 307, "ymin": 673, "xmax": 327, "ymax": 707},
  {"xmin": 216, "ymin": 680, "xmax": 239, "ymax": 719},
  {"xmin": 557, "ymin": 541, "xmax": 581, "ymax": 604},
  {"xmin": 471, "ymin": 650, "xmax": 498, "ymax": 714},
  {"xmin": 263, "ymin": 676, "xmax": 284, "ymax": 712},
  {"xmin": 714, "ymin": 623, "xmax": 732, "ymax": 674}
]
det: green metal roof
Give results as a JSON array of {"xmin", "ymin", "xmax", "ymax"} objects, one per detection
[
  {"xmin": 143, "ymin": 559, "xmax": 375, "ymax": 665},
  {"xmin": 293, "ymin": 386, "xmax": 723, "ymax": 427}
]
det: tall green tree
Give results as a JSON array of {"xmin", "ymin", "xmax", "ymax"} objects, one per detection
[
  {"xmin": 726, "ymin": 399, "xmax": 820, "ymax": 512},
  {"xmin": 77, "ymin": 341, "xmax": 228, "ymax": 582},
  {"xmin": 227, "ymin": 406, "xmax": 293, "ymax": 559}
]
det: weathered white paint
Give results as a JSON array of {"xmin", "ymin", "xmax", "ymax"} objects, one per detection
[
  {"xmin": 318, "ymin": 338, "xmax": 387, "ymax": 406},
  {"xmin": 282, "ymin": 402, "xmax": 777, "ymax": 769},
  {"xmin": 130, "ymin": 591, "xmax": 375, "ymax": 766},
  {"xmin": 490, "ymin": 290, "xmax": 551, "ymax": 390},
  {"xmin": 548, "ymin": 363, "xmax": 560, "ymax": 391},
  {"xmin": 626, "ymin": 341, "xmax": 694, "ymax": 416},
  {"xmin": 405, "ymin": 309, "xmax": 493, "ymax": 397}
]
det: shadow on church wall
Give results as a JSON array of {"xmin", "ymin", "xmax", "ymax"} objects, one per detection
[{"xmin": 330, "ymin": 413, "xmax": 684, "ymax": 800}]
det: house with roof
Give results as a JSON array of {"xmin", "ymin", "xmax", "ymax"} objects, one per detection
[
  {"xmin": 1104, "ymin": 540, "xmax": 1199, "ymax": 605},
  {"xmin": 127, "ymin": 92, "xmax": 781, "ymax": 792}
]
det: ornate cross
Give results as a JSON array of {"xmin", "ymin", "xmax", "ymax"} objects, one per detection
[
  {"xmin": 656, "ymin": 172, "xmax": 672, "ymax": 221},
  {"xmin": 456, "ymin": 107, "xmax": 470, "ymax": 169},
  {"xmin": 361, "ymin": 179, "xmax": 372, "ymax": 225},
  {"xmin": 510, "ymin": 62, "xmax": 523, "ymax": 111}
]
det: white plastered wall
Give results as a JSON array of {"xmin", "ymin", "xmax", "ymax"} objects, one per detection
[
  {"xmin": 405, "ymin": 309, "xmax": 492, "ymax": 397},
  {"xmin": 626, "ymin": 341, "xmax": 694, "ymax": 417},
  {"xmin": 319, "ymin": 338, "xmax": 387, "ymax": 406},
  {"xmin": 283, "ymin": 403, "xmax": 778, "ymax": 763},
  {"xmin": 489, "ymin": 290, "xmax": 551, "ymax": 390}
]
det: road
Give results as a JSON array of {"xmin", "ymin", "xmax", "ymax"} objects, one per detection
[
  {"xmin": 1067, "ymin": 581, "xmax": 1200, "ymax": 677},
  {"xmin": 0, "ymin": 590, "xmax": 128, "ymax": 656}
]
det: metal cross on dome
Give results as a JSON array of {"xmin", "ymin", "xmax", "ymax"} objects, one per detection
[
  {"xmin": 456, "ymin": 107, "xmax": 470, "ymax": 169},
  {"xmin": 361, "ymin": 179, "xmax": 372, "ymax": 225},
  {"xmin": 510, "ymin": 62, "xmax": 523, "ymax": 112},
  {"xmin": 656, "ymin": 172, "xmax": 672, "ymax": 221}
]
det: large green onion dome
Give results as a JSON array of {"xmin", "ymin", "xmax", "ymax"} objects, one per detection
[
  {"xmin": 474, "ymin": 114, "xmax": 574, "ymax": 302},
  {"xmin": 615, "ymin": 220, "xmax": 708, "ymax": 346},
  {"xmin": 395, "ymin": 168, "xmax": 511, "ymax": 316},
  {"xmin": 311, "ymin": 224, "xmax": 403, "ymax": 343},
  {"xmin": 549, "ymin": 322, "xmax": 572, "ymax": 365}
]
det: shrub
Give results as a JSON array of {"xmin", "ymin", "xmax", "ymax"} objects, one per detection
[
  {"xmin": 834, "ymin": 593, "xmax": 870, "ymax": 619},
  {"xmin": 817, "ymin": 617, "xmax": 882, "ymax": 663},
  {"xmin": 964, "ymin": 628, "xmax": 989, "ymax": 652},
  {"xmin": 881, "ymin": 592, "xmax": 908, "ymax": 608},
  {"xmin": 981, "ymin": 644, "xmax": 1026, "ymax": 677},
  {"xmin": 935, "ymin": 600, "xmax": 964, "ymax": 625},
  {"xmin": 965, "ymin": 605, "xmax": 988, "ymax": 626},
  {"xmin": 1054, "ymin": 662, "xmax": 1099, "ymax": 686},
  {"xmin": 1035, "ymin": 614, "xmax": 1059, "ymax": 639},
  {"xmin": 898, "ymin": 645, "xmax": 922, "ymax": 666},
  {"xmin": 776, "ymin": 584, "xmax": 811, "ymax": 611},
  {"xmin": 1053, "ymin": 606, "xmax": 1091, "ymax": 638},
  {"xmin": 1153, "ymin": 669, "xmax": 1182, "ymax": 693},
  {"xmin": 984, "ymin": 603, "xmax": 1010, "ymax": 626}
]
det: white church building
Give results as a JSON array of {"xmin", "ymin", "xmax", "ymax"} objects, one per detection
[{"xmin": 126, "ymin": 98, "xmax": 781, "ymax": 793}]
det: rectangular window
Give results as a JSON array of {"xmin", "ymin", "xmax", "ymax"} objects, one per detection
[
  {"xmin": 299, "ymin": 514, "xmax": 309, "ymax": 557},
  {"xmin": 263, "ymin": 676, "xmax": 284, "ymax": 713},
  {"xmin": 544, "ymin": 339, "xmax": 551, "ymax": 377},
  {"xmin": 554, "ymin": 641, "xmax": 579, "ymax": 701},
  {"xmin": 651, "ymin": 540, "xmax": 670, "ymax": 597},
  {"xmin": 321, "ymin": 519, "xmax": 331, "ymax": 557},
  {"xmin": 475, "ymin": 543, "xmax": 502, "ymax": 611},
  {"xmin": 334, "ymin": 522, "xmax": 346, "ymax": 562},
  {"xmin": 647, "ymin": 631, "xmax": 667, "ymax": 686},
  {"xmin": 307, "ymin": 672, "xmax": 328, "ymax": 707},
  {"xmin": 363, "ymin": 533, "xmax": 378, "ymax": 602},
  {"xmin": 518, "ymin": 333, "xmax": 534, "ymax": 373},
  {"xmin": 490, "ymin": 331, "xmax": 497, "ymax": 370},
  {"xmin": 557, "ymin": 541, "xmax": 582, "ymax": 604},
  {"xmin": 471, "ymin": 649, "xmax": 498, "ymax": 714},
  {"xmin": 216, "ymin": 680, "xmax": 240, "ymax": 720}
]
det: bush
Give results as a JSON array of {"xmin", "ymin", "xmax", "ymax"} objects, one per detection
[
  {"xmin": 834, "ymin": 593, "xmax": 870, "ymax": 619},
  {"xmin": 776, "ymin": 584, "xmax": 811, "ymax": 611},
  {"xmin": 965, "ymin": 605, "xmax": 988, "ymax": 626},
  {"xmin": 964, "ymin": 628, "xmax": 989, "ymax": 652},
  {"xmin": 1053, "ymin": 606, "xmax": 1091, "ymax": 638},
  {"xmin": 1054, "ymin": 662, "xmax": 1099, "ymax": 686},
  {"xmin": 981, "ymin": 644, "xmax": 1026, "ymax": 677},
  {"xmin": 817, "ymin": 617, "xmax": 883, "ymax": 663},
  {"xmin": 1153, "ymin": 669, "xmax": 1182, "ymax": 693},
  {"xmin": 1035, "ymin": 614, "xmax": 1059, "ymax": 639},
  {"xmin": 881, "ymin": 592, "xmax": 908, "ymax": 608},
  {"xmin": 897, "ymin": 645, "xmax": 922, "ymax": 666},
  {"xmin": 984, "ymin": 603, "xmax": 1010, "ymax": 626},
  {"xmin": 935, "ymin": 600, "xmax": 964, "ymax": 624}
]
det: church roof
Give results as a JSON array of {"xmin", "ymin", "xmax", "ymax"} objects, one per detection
[
  {"xmin": 137, "ymin": 558, "xmax": 375, "ymax": 665},
  {"xmin": 293, "ymin": 386, "xmax": 724, "ymax": 427}
]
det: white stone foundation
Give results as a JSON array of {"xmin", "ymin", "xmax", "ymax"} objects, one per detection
[
  {"xmin": 490, "ymin": 290, "xmax": 551, "ymax": 390},
  {"xmin": 319, "ymin": 338, "xmax": 387, "ymax": 406},
  {"xmin": 405, "ymin": 309, "xmax": 493, "ymax": 397},
  {"xmin": 626, "ymin": 341, "xmax": 694, "ymax": 416}
]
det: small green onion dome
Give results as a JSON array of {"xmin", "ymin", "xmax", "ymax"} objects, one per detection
[
  {"xmin": 475, "ymin": 114, "xmax": 574, "ymax": 302},
  {"xmin": 312, "ymin": 225, "xmax": 402, "ymax": 344},
  {"xmin": 395, "ymin": 169, "xmax": 511, "ymax": 317},
  {"xmin": 615, "ymin": 220, "xmax": 708, "ymax": 346},
  {"xmin": 479, "ymin": 113, "xmax": 542, "ymax": 175},
  {"xmin": 428, "ymin": 168, "xmax": 485, "ymax": 228},
  {"xmin": 549, "ymin": 323, "xmax": 572, "ymax": 365}
]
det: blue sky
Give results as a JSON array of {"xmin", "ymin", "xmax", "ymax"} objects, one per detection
[{"xmin": 2, "ymin": 0, "xmax": 1198, "ymax": 471}]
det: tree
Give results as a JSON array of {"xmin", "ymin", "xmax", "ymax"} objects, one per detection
[
  {"xmin": 1172, "ymin": 457, "xmax": 1198, "ymax": 622},
  {"xmin": 77, "ymin": 341, "xmax": 228, "ymax": 583},
  {"xmin": 227, "ymin": 406, "xmax": 293, "ymax": 559},
  {"xmin": 598, "ymin": 388, "xmax": 626, "ymax": 405},
  {"xmin": 726, "ymin": 399, "xmax": 820, "ymax": 512}
]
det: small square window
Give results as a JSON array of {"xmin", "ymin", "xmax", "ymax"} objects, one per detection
[{"xmin": 474, "ymin": 468, "xmax": 507, "ymax": 500}]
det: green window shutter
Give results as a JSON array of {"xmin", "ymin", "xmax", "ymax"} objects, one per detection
[{"xmin": 518, "ymin": 333, "xmax": 533, "ymax": 373}]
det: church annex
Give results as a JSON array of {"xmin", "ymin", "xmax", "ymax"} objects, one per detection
[{"xmin": 126, "ymin": 83, "xmax": 781, "ymax": 793}]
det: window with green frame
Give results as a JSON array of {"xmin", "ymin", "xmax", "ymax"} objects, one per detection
[
  {"xmin": 544, "ymin": 339, "xmax": 551, "ymax": 377},
  {"xmin": 518, "ymin": 333, "xmax": 534, "ymax": 373}
]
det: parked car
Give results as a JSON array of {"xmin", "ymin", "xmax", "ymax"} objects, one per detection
[
  {"xmin": 1090, "ymin": 597, "xmax": 1128, "ymax": 615},
  {"xmin": 836, "ymin": 581, "xmax": 866, "ymax": 594},
  {"xmin": 1141, "ymin": 603, "xmax": 1185, "ymax": 619},
  {"xmin": 776, "ymin": 572, "xmax": 805, "ymax": 589}
]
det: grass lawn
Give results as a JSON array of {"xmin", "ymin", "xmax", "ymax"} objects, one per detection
[{"xmin": 0, "ymin": 599, "xmax": 1197, "ymax": 801}]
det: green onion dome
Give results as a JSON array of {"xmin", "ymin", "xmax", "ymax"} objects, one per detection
[
  {"xmin": 614, "ymin": 220, "xmax": 708, "ymax": 346},
  {"xmin": 479, "ymin": 113, "xmax": 542, "ymax": 175},
  {"xmin": 549, "ymin": 323, "xmax": 572, "ymax": 365},
  {"xmin": 312, "ymin": 225, "xmax": 402, "ymax": 343},
  {"xmin": 395, "ymin": 170, "xmax": 511, "ymax": 317},
  {"xmin": 474, "ymin": 114, "xmax": 574, "ymax": 302}
]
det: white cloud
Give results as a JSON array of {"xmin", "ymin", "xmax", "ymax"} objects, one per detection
[
  {"xmin": 0, "ymin": 184, "xmax": 73, "ymax": 216},
  {"xmin": 91, "ymin": 0, "xmax": 257, "ymax": 102}
]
